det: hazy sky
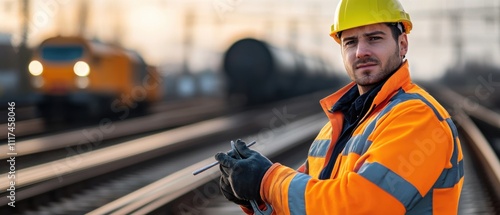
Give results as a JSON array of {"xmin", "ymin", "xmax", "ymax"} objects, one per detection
[{"xmin": 0, "ymin": 0, "xmax": 499, "ymax": 80}]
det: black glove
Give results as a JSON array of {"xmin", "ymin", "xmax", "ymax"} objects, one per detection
[
  {"xmin": 215, "ymin": 139, "xmax": 273, "ymax": 201},
  {"xmin": 219, "ymin": 149, "xmax": 253, "ymax": 209}
]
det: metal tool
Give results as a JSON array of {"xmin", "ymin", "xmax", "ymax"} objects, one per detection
[{"xmin": 192, "ymin": 140, "xmax": 257, "ymax": 175}]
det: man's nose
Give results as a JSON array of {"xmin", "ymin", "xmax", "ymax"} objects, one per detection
[{"xmin": 356, "ymin": 41, "xmax": 372, "ymax": 58}]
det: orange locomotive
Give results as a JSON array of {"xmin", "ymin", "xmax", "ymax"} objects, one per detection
[{"xmin": 28, "ymin": 36, "xmax": 161, "ymax": 121}]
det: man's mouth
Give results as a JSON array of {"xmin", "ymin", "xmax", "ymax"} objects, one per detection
[{"xmin": 356, "ymin": 63, "xmax": 377, "ymax": 69}]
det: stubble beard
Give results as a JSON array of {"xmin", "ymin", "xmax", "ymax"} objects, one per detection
[{"xmin": 352, "ymin": 46, "xmax": 402, "ymax": 88}]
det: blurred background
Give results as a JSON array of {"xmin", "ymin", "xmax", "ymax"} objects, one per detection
[
  {"xmin": 0, "ymin": 0, "xmax": 499, "ymax": 214},
  {"xmin": 1, "ymin": 0, "xmax": 499, "ymax": 105}
]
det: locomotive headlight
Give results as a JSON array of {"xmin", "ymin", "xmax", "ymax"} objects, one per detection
[
  {"xmin": 74, "ymin": 61, "xmax": 90, "ymax": 77},
  {"xmin": 28, "ymin": 60, "xmax": 43, "ymax": 76}
]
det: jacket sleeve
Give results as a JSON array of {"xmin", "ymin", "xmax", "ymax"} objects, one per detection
[{"xmin": 260, "ymin": 101, "xmax": 456, "ymax": 214}]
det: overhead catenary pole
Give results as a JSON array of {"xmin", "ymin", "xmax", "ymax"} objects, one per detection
[
  {"xmin": 18, "ymin": 0, "xmax": 31, "ymax": 94},
  {"xmin": 111, "ymin": 0, "xmax": 124, "ymax": 45},
  {"xmin": 182, "ymin": 8, "xmax": 194, "ymax": 74},
  {"xmin": 450, "ymin": 10, "xmax": 463, "ymax": 70},
  {"xmin": 78, "ymin": 0, "xmax": 89, "ymax": 36}
]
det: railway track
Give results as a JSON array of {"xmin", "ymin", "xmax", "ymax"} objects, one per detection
[
  {"xmin": 0, "ymin": 98, "xmax": 234, "ymax": 183},
  {"xmin": 2, "ymin": 86, "xmax": 498, "ymax": 214},
  {"xmin": 427, "ymin": 84, "xmax": 500, "ymax": 214},
  {"xmin": 456, "ymin": 110, "xmax": 500, "ymax": 214},
  {"xmin": 1, "ymin": 91, "xmax": 327, "ymax": 214},
  {"xmin": 0, "ymin": 99, "xmax": 231, "ymax": 163}
]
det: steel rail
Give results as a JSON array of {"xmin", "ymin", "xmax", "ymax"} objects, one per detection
[
  {"xmin": 0, "ymin": 99, "xmax": 228, "ymax": 160},
  {"xmin": 436, "ymin": 86, "xmax": 500, "ymax": 129},
  {"xmin": 454, "ymin": 108, "xmax": 500, "ymax": 200},
  {"xmin": 0, "ymin": 118, "xmax": 44, "ymax": 140}
]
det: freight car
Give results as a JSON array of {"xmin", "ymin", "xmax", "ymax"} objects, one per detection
[
  {"xmin": 223, "ymin": 38, "xmax": 342, "ymax": 104},
  {"xmin": 28, "ymin": 36, "xmax": 161, "ymax": 121}
]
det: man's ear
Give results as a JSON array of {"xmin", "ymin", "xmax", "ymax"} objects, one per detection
[{"xmin": 399, "ymin": 33, "xmax": 408, "ymax": 57}]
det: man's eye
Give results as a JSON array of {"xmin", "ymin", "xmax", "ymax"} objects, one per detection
[
  {"xmin": 370, "ymin": 36, "xmax": 382, "ymax": 41},
  {"xmin": 344, "ymin": 40, "xmax": 355, "ymax": 46}
]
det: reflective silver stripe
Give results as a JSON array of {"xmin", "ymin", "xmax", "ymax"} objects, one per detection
[
  {"xmin": 308, "ymin": 139, "xmax": 330, "ymax": 157},
  {"xmin": 358, "ymin": 162, "xmax": 422, "ymax": 209},
  {"xmin": 288, "ymin": 174, "xmax": 311, "ymax": 215}
]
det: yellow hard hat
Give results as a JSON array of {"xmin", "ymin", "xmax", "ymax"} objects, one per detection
[{"xmin": 330, "ymin": 0, "xmax": 412, "ymax": 43}]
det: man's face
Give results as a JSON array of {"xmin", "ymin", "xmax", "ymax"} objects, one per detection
[{"xmin": 340, "ymin": 23, "xmax": 408, "ymax": 93}]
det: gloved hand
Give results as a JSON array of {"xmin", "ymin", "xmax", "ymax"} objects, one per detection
[
  {"xmin": 219, "ymin": 150, "xmax": 252, "ymax": 210},
  {"xmin": 215, "ymin": 139, "xmax": 273, "ymax": 201}
]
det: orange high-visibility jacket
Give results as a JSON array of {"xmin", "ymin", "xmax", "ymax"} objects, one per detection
[{"xmin": 258, "ymin": 61, "xmax": 464, "ymax": 215}]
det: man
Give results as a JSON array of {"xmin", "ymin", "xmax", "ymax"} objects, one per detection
[{"xmin": 215, "ymin": 0, "xmax": 464, "ymax": 214}]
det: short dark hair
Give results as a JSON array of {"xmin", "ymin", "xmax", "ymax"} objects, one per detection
[
  {"xmin": 337, "ymin": 22, "xmax": 405, "ymax": 42},
  {"xmin": 385, "ymin": 22, "xmax": 404, "ymax": 41}
]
